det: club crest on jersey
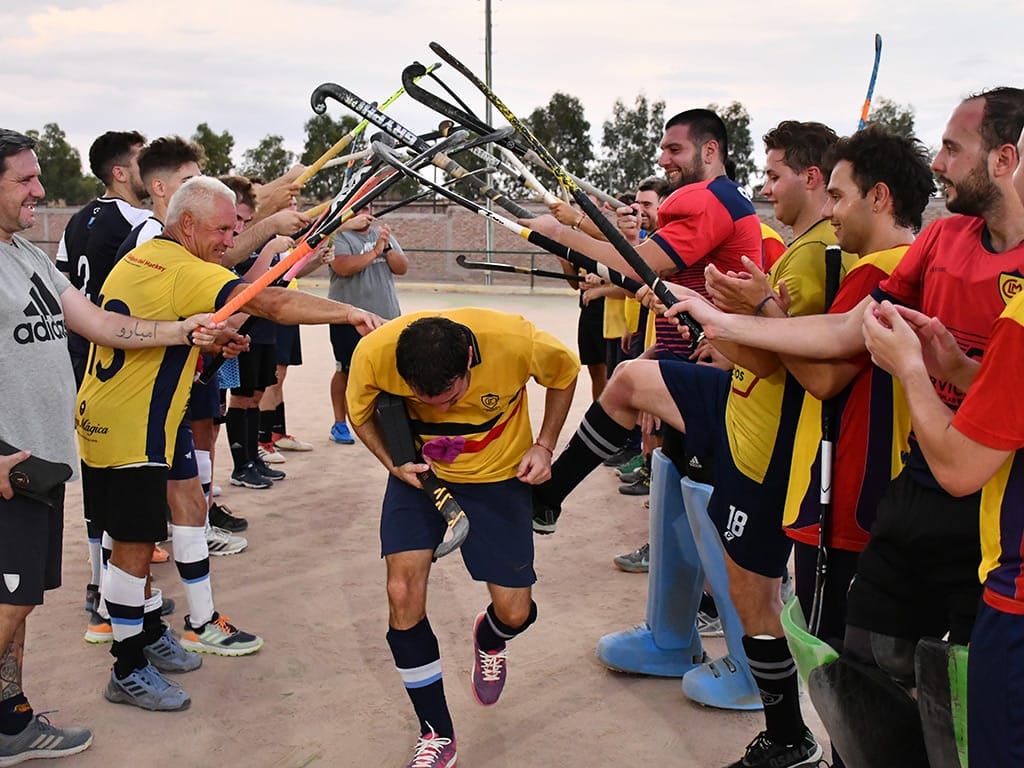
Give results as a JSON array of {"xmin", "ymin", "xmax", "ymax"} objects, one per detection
[
  {"xmin": 999, "ymin": 271, "xmax": 1024, "ymax": 305},
  {"xmin": 480, "ymin": 393, "xmax": 500, "ymax": 410}
]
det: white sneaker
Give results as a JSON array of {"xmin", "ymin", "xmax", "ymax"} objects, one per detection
[
  {"xmin": 274, "ymin": 434, "xmax": 313, "ymax": 451},
  {"xmin": 211, "ymin": 485, "xmax": 223, "ymax": 498},
  {"xmin": 257, "ymin": 444, "xmax": 286, "ymax": 464},
  {"xmin": 206, "ymin": 525, "xmax": 247, "ymax": 556}
]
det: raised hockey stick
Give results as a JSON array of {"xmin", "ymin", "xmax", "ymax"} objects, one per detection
[
  {"xmin": 857, "ymin": 34, "xmax": 883, "ymax": 131},
  {"xmin": 428, "ymin": 41, "xmax": 704, "ymax": 342},
  {"xmin": 456, "ymin": 254, "xmax": 582, "ymax": 284}
]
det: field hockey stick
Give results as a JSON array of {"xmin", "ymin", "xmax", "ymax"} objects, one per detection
[
  {"xmin": 320, "ymin": 147, "xmax": 373, "ymax": 171},
  {"xmin": 808, "ymin": 244, "xmax": 844, "ymax": 634},
  {"xmin": 495, "ymin": 146, "xmax": 558, "ymax": 204},
  {"xmin": 295, "ymin": 63, "xmax": 441, "ymax": 186},
  {"xmin": 311, "ymin": 82, "xmax": 534, "ymax": 220},
  {"xmin": 857, "ymin": 34, "xmax": 883, "ymax": 131},
  {"xmin": 428, "ymin": 41, "xmax": 704, "ymax": 342},
  {"xmin": 371, "ymin": 141, "xmax": 642, "ymax": 293},
  {"xmin": 456, "ymin": 254, "xmax": 582, "ymax": 284},
  {"xmin": 372, "ymin": 167, "xmax": 494, "ymax": 217},
  {"xmin": 195, "ymin": 317, "xmax": 256, "ymax": 384},
  {"xmin": 206, "ymin": 131, "xmax": 471, "ymax": 324}
]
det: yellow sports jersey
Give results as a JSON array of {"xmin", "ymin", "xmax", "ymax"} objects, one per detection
[
  {"xmin": 347, "ymin": 308, "xmax": 580, "ymax": 483},
  {"xmin": 623, "ymin": 297, "xmax": 641, "ymax": 335},
  {"xmin": 725, "ymin": 219, "xmax": 858, "ymax": 482},
  {"xmin": 603, "ymin": 296, "xmax": 627, "ymax": 339},
  {"xmin": 76, "ymin": 238, "xmax": 243, "ymax": 468}
]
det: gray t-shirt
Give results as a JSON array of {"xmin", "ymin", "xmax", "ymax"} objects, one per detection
[
  {"xmin": 0, "ymin": 234, "xmax": 78, "ymax": 470},
  {"xmin": 328, "ymin": 228, "xmax": 402, "ymax": 319}
]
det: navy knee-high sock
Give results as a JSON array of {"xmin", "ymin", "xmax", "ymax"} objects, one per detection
[
  {"xmin": 475, "ymin": 602, "xmax": 538, "ymax": 652},
  {"xmin": 387, "ymin": 617, "xmax": 453, "ymax": 739}
]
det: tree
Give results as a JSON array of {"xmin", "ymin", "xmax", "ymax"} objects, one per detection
[
  {"xmin": 240, "ymin": 135, "xmax": 295, "ymax": 181},
  {"xmin": 192, "ymin": 123, "xmax": 235, "ymax": 176},
  {"xmin": 524, "ymin": 93, "xmax": 594, "ymax": 182},
  {"xmin": 709, "ymin": 102, "xmax": 756, "ymax": 188},
  {"xmin": 26, "ymin": 123, "xmax": 97, "ymax": 204},
  {"xmin": 868, "ymin": 98, "xmax": 916, "ymax": 138},
  {"xmin": 300, "ymin": 113, "xmax": 362, "ymax": 201},
  {"xmin": 592, "ymin": 94, "xmax": 666, "ymax": 195}
]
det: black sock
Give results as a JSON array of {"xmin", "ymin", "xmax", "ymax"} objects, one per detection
[
  {"xmin": 225, "ymin": 407, "xmax": 248, "ymax": 471},
  {"xmin": 699, "ymin": 591, "xmax": 718, "ymax": 619},
  {"xmin": 273, "ymin": 403, "xmax": 286, "ymax": 436},
  {"xmin": 0, "ymin": 694, "xmax": 32, "ymax": 735},
  {"xmin": 112, "ymin": 633, "xmax": 149, "ymax": 679},
  {"xmin": 743, "ymin": 635, "xmax": 806, "ymax": 744},
  {"xmin": 143, "ymin": 608, "xmax": 164, "ymax": 646},
  {"xmin": 387, "ymin": 618, "xmax": 453, "ymax": 739},
  {"xmin": 539, "ymin": 402, "xmax": 632, "ymax": 505},
  {"xmin": 475, "ymin": 601, "xmax": 538, "ymax": 652},
  {"xmin": 258, "ymin": 408, "xmax": 275, "ymax": 445},
  {"xmin": 245, "ymin": 407, "xmax": 260, "ymax": 463}
]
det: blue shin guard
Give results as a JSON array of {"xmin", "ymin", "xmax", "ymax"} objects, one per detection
[
  {"xmin": 596, "ymin": 449, "xmax": 704, "ymax": 677},
  {"xmin": 679, "ymin": 477, "xmax": 763, "ymax": 710}
]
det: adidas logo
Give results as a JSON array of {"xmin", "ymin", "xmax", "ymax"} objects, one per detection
[
  {"xmin": 688, "ymin": 456, "xmax": 703, "ymax": 469},
  {"xmin": 14, "ymin": 273, "xmax": 66, "ymax": 345}
]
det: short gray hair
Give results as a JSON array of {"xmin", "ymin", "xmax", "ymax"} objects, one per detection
[
  {"xmin": 0, "ymin": 129, "xmax": 36, "ymax": 174},
  {"xmin": 166, "ymin": 176, "xmax": 236, "ymax": 228}
]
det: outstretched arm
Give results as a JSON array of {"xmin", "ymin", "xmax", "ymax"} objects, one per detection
[
  {"xmin": 61, "ymin": 286, "xmax": 215, "ymax": 348},
  {"xmin": 517, "ymin": 381, "xmax": 577, "ymax": 485}
]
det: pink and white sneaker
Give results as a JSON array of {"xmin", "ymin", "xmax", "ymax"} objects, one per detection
[
  {"xmin": 471, "ymin": 612, "xmax": 508, "ymax": 706},
  {"xmin": 407, "ymin": 730, "xmax": 457, "ymax": 768}
]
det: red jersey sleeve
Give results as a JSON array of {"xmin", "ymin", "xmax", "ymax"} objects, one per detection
[
  {"xmin": 650, "ymin": 186, "xmax": 734, "ymax": 271},
  {"xmin": 872, "ymin": 222, "xmax": 941, "ymax": 309}
]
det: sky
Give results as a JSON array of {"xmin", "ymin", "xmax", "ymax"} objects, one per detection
[{"xmin": 4, "ymin": 0, "xmax": 1023, "ymax": 183}]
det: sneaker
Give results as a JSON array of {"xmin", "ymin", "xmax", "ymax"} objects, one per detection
[
  {"xmin": 406, "ymin": 730, "xmax": 457, "ymax": 768},
  {"xmin": 206, "ymin": 525, "xmax": 247, "ymax": 556},
  {"xmin": 274, "ymin": 433, "xmax": 313, "ymax": 451},
  {"xmin": 230, "ymin": 462, "xmax": 273, "ymax": 489},
  {"xmin": 615, "ymin": 453, "xmax": 645, "ymax": 478},
  {"xmin": 211, "ymin": 484, "xmax": 223, "ymax": 497},
  {"xmin": 531, "ymin": 490, "xmax": 561, "ymax": 535},
  {"xmin": 181, "ymin": 612, "xmax": 264, "ymax": 656},
  {"xmin": 618, "ymin": 468, "xmax": 650, "ymax": 496},
  {"xmin": 329, "ymin": 421, "xmax": 355, "ymax": 445},
  {"xmin": 144, "ymin": 625, "xmax": 203, "ymax": 673},
  {"xmin": 781, "ymin": 570, "xmax": 795, "ymax": 604},
  {"xmin": 725, "ymin": 729, "xmax": 823, "ymax": 768},
  {"xmin": 613, "ymin": 542, "xmax": 650, "ymax": 573},
  {"xmin": 471, "ymin": 612, "xmax": 508, "ymax": 706},
  {"xmin": 257, "ymin": 442, "xmax": 286, "ymax": 464},
  {"xmin": 696, "ymin": 610, "xmax": 724, "ymax": 638},
  {"xmin": 602, "ymin": 446, "xmax": 639, "ymax": 468},
  {"xmin": 151, "ymin": 544, "xmax": 170, "ymax": 564},
  {"xmin": 0, "ymin": 714, "xmax": 93, "ymax": 764},
  {"xmin": 253, "ymin": 456, "xmax": 286, "ymax": 481},
  {"xmin": 161, "ymin": 597, "xmax": 176, "ymax": 617},
  {"xmin": 84, "ymin": 611, "xmax": 112, "ymax": 644},
  {"xmin": 208, "ymin": 501, "xmax": 248, "ymax": 532},
  {"xmin": 104, "ymin": 662, "xmax": 190, "ymax": 711},
  {"xmin": 84, "ymin": 583, "xmax": 99, "ymax": 613}
]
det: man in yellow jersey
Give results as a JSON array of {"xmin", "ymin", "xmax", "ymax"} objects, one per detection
[
  {"xmin": 76, "ymin": 176, "xmax": 382, "ymax": 712},
  {"xmin": 346, "ymin": 309, "xmax": 578, "ymax": 768}
]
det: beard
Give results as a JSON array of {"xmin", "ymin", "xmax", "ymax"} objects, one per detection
[
  {"xmin": 669, "ymin": 156, "xmax": 705, "ymax": 192},
  {"xmin": 941, "ymin": 160, "xmax": 998, "ymax": 217}
]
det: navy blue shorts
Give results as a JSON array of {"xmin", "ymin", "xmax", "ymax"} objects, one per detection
[
  {"xmin": 168, "ymin": 421, "xmax": 198, "ymax": 481},
  {"xmin": 659, "ymin": 360, "xmax": 793, "ymax": 578},
  {"xmin": 275, "ymin": 323, "xmax": 302, "ymax": 366},
  {"xmin": 330, "ymin": 324, "xmax": 362, "ymax": 372},
  {"xmin": 189, "ymin": 377, "xmax": 221, "ymax": 422},
  {"xmin": 0, "ymin": 487, "xmax": 64, "ymax": 605},
  {"xmin": 968, "ymin": 601, "xmax": 1024, "ymax": 767},
  {"xmin": 381, "ymin": 474, "xmax": 536, "ymax": 588}
]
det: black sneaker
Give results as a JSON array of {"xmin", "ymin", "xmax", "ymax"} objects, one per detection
[
  {"xmin": 601, "ymin": 446, "xmax": 639, "ymax": 468},
  {"xmin": 253, "ymin": 456, "xmax": 286, "ymax": 481},
  {"xmin": 85, "ymin": 582, "xmax": 100, "ymax": 612},
  {"xmin": 532, "ymin": 490, "xmax": 561, "ymax": 535},
  {"xmin": 209, "ymin": 502, "xmax": 248, "ymax": 532},
  {"xmin": 230, "ymin": 462, "xmax": 273, "ymax": 489},
  {"xmin": 725, "ymin": 729, "xmax": 823, "ymax": 768},
  {"xmin": 618, "ymin": 467, "xmax": 650, "ymax": 496}
]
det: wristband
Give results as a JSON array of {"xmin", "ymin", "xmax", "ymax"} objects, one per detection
[
  {"xmin": 533, "ymin": 441, "xmax": 554, "ymax": 454},
  {"xmin": 754, "ymin": 295, "xmax": 776, "ymax": 317},
  {"xmin": 571, "ymin": 212, "xmax": 585, "ymax": 231}
]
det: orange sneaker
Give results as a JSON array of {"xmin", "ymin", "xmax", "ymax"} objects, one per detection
[{"xmin": 151, "ymin": 544, "xmax": 170, "ymax": 564}]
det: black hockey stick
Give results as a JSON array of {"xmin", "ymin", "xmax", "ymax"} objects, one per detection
[
  {"xmin": 428, "ymin": 42, "xmax": 704, "ymax": 342},
  {"xmin": 371, "ymin": 141, "xmax": 642, "ymax": 293},
  {"xmin": 311, "ymin": 82, "xmax": 533, "ymax": 220},
  {"xmin": 456, "ymin": 254, "xmax": 583, "ymax": 284}
]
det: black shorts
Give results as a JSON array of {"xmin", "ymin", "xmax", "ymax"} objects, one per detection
[
  {"xmin": 81, "ymin": 464, "xmax": 169, "ymax": 543},
  {"xmin": 381, "ymin": 475, "xmax": 536, "ymax": 588},
  {"xmin": 659, "ymin": 360, "xmax": 793, "ymax": 578},
  {"xmin": 275, "ymin": 323, "xmax": 302, "ymax": 367},
  {"xmin": 846, "ymin": 468, "xmax": 982, "ymax": 643},
  {"xmin": 189, "ymin": 377, "xmax": 221, "ymax": 422},
  {"xmin": 577, "ymin": 300, "xmax": 605, "ymax": 366},
  {"xmin": 330, "ymin": 324, "xmax": 362, "ymax": 372},
  {"xmin": 231, "ymin": 342, "xmax": 278, "ymax": 396},
  {"xmin": 0, "ymin": 488, "xmax": 65, "ymax": 605}
]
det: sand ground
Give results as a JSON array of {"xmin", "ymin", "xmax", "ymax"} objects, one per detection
[{"xmin": 31, "ymin": 286, "xmax": 825, "ymax": 767}]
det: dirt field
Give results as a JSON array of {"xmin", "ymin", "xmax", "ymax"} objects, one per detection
[{"xmin": 32, "ymin": 286, "xmax": 826, "ymax": 767}]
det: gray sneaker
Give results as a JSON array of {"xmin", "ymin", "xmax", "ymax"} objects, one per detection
[
  {"xmin": 104, "ymin": 663, "xmax": 191, "ymax": 711},
  {"xmin": 696, "ymin": 610, "xmax": 724, "ymax": 637},
  {"xmin": 144, "ymin": 626, "xmax": 202, "ymax": 673},
  {"xmin": 0, "ymin": 714, "xmax": 93, "ymax": 764},
  {"xmin": 613, "ymin": 543, "xmax": 650, "ymax": 573}
]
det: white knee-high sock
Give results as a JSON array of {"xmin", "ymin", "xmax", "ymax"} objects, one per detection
[
  {"xmin": 103, "ymin": 563, "xmax": 146, "ymax": 643},
  {"xmin": 172, "ymin": 524, "xmax": 215, "ymax": 626}
]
